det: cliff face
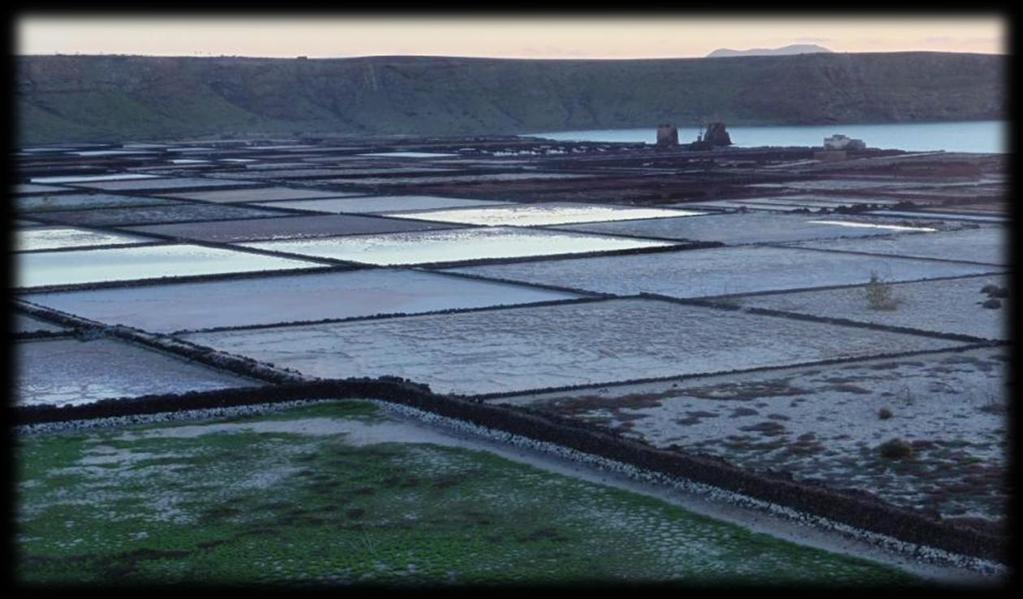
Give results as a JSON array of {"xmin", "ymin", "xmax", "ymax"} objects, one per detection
[{"xmin": 16, "ymin": 52, "xmax": 1005, "ymax": 144}]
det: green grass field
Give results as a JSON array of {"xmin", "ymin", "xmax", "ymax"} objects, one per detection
[{"xmin": 16, "ymin": 400, "xmax": 920, "ymax": 585}]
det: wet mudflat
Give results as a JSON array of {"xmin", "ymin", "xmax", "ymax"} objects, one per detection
[
  {"xmin": 314, "ymin": 172, "xmax": 595, "ymax": 187},
  {"xmin": 17, "ymin": 227, "xmax": 156, "ymax": 252},
  {"xmin": 15, "ymin": 183, "xmax": 76, "ymax": 195},
  {"xmin": 678, "ymin": 194, "xmax": 903, "ymax": 213},
  {"xmin": 495, "ymin": 347, "xmax": 1008, "ymax": 527},
  {"xmin": 15, "ymin": 336, "xmax": 258, "ymax": 406},
  {"xmin": 159, "ymin": 186, "xmax": 353, "ymax": 203},
  {"xmin": 24, "ymin": 269, "xmax": 581, "ymax": 334},
  {"xmin": 255, "ymin": 195, "xmax": 510, "ymax": 214},
  {"xmin": 14, "ymin": 312, "xmax": 67, "ymax": 335},
  {"xmin": 69, "ymin": 177, "xmax": 262, "ymax": 192},
  {"xmin": 123, "ymin": 213, "xmax": 455, "ymax": 243},
  {"xmin": 31, "ymin": 173, "xmax": 160, "ymax": 184},
  {"xmin": 787, "ymin": 227, "xmax": 1008, "ymax": 266},
  {"xmin": 28, "ymin": 203, "xmax": 290, "ymax": 228},
  {"xmin": 16, "ymin": 193, "xmax": 180, "ymax": 213},
  {"xmin": 730, "ymin": 274, "xmax": 1009, "ymax": 341}
]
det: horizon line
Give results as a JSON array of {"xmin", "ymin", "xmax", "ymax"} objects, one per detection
[{"xmin": 15, "ymin": 49, "xmax": 1006, "ymax": 60}]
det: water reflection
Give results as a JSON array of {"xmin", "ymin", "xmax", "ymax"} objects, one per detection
[{"xmin": 243, "ymin": 227, "xmax": 675, "ymax": 266}]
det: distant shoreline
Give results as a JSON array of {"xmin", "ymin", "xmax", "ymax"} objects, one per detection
[{"xmin": 17, "ymin": 52, "xmax": 1003, "ymax": 145}]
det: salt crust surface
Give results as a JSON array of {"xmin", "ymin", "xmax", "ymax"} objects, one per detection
[
  {"xmin": 181, "ymin": 298, "xmax": 962, "ymax": 395},
  {"xmin": 446, "ymin": 245, "xmax": 999, "ymax": 299}
]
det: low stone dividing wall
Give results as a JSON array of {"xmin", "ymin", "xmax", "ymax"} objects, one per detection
[
  {"xmin": 13, "ymin": 378, "xmax": 430, "ymax": 425},
  {"xmin": 15, "ymin": 301, "xmax": 305, "ymax": 384},
  {"xmin": 16, "ymin": 241, "xmax": 171, "ymax": 255},
  {"xmin": 182, "ymin": 296, "xmax": 609, "ymax": 335},
  {"xmin": 422, "ymin": 268, "xmax": 614, "ymax": 298},
  {"xmin": 470, "ymin": 341, "xmax": 997, "ymax": 402},
  {"xmin": 13, "ymin": 376, "xmax": 1006, "ymax": 564},
  {"xmin": 13, "ymin": 330, "xmax": 76, "ymax": 341},
  {"xmin": 743, "ymin": 305, "xmax": 1004, "ymax": 344},
  {"xmin": 647, "ymin": 292, "xmax": 1005, "ymax": 344}
]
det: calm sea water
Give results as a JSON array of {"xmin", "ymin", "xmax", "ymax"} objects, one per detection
[{"xmin": 531, "ymin": 121, "xmax": 1006, "ymax": 154}]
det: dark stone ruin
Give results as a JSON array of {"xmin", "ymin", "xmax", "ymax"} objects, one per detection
[
  {"xmin": 656, "ymin": 124, "xmax": 679, "ymax": 147},
  {"xmin": 658, "ymin": 122, "xmax": 732, "ymax": 151},
  {"xmin": 703, "ymin": 122, "xmax": 732, "ymax": 146},
  {"xmin": 690, "ymin": 122, "xmax": 733, "ymax": 150}
]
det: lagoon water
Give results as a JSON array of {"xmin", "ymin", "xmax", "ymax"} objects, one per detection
[
  {"xmin": 241, "ymin": 227, "xmax": 675, "ymax": 266},
  {"xmin": 16, "ymin": 244, "xmax": 320, "ymax": 289},
  {"xmin": 532, "ymin": 121, "xmax": 1006, "ymax": 153}
]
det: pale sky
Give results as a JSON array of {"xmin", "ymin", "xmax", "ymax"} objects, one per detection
[{"xmin": 17, "ymin": 15, "xmax": 1006, "ymax": 59}]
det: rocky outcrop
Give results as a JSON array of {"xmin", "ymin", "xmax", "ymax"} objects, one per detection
[
  {"xmin": 656, "ymin": 123, "xmax": 679, "ymax": 147},
  {"xmin": 703, "ymin": 122, "xmax": 732, "ymax": 146}
]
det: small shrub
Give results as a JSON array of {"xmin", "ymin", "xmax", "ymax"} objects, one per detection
[
  {"xmin": 981, "ymin": 284, "xmax": 999, "ymax": 294},
  {"xmin": 878, "ymin": 438, "xmax": 913, "ymax": 460},
  {"xmin": 981, "ymin": 298, "xmax": 1002, "ymax": 309},
  {"xmin": 988, "ymin": 286, "xmax": 1009, "ymax": 299},
  {"xmin": 979, "ymin": 402, "xmax": 1005, "ymax": 415},
  {"xmin": 878, "ymin": 407, "xmax": 893, "ymax": 420},
  {"xmin": 865, "ymin": 271, "xmax": 900, "ymax": 311}
]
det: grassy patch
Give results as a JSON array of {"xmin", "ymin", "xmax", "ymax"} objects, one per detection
[{"xmin": 17, "ymin": 400, "xmax": 918, "ymax": 585}]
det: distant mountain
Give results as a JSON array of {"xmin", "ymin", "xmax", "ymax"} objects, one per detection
[
  {"xmin": 16, "ymin": 52, "xmax": 1004, "ymax": 145},
  {"xmin": 707, "ymin": 44, "xmax": 833, "ymax": 58}
]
